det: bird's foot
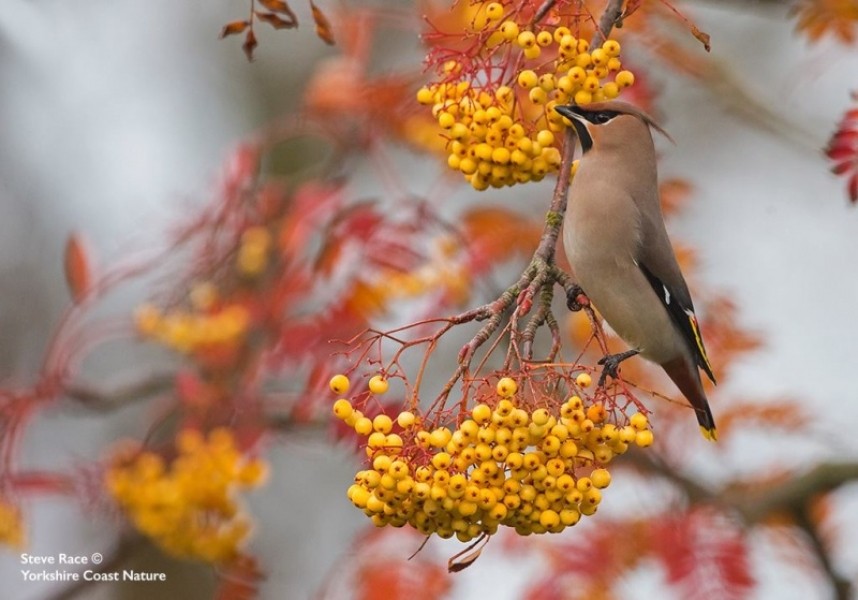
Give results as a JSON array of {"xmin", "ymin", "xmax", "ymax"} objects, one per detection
[
  {"xmin": 597, "ymin": 350, "xmax": 640, "ymax": 387},
  {"xmin": 566, "ymin": 285, "xmax": 589, "ymax": 312}
]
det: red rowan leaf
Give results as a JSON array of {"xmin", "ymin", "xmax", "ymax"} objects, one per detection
[
  {"xmin": 715, "ymin": 399, "xmax": 807, "ymax": 438},
  {"xmin": 825, "ymin": 97, "xmax": 858, "ymax": 204},
  {"xmin": 311, "ymin": 1, "xmax": 335, "ymax": 45},
  {"xmin": 214, "ymin": 555, "xmax": 264, "ymax": 600},
  {"xmin": 461, "ymin": 207, "xmax": 542, "ymax": 273},
  {"xmin": 255, "ymin": 11, "xmax": 297, "ymax": 30},
  {"xmin": 64, "ymin": 233, "xmax": 92, "ymax": 303},
  {"xmin": 243, "ymin": 29, "xmax": 258, "ymax": 61},
  {"xmin": 831, "ymin": 161, "xmax": 852, "ymax": 175},
  {"xmin": 654, "ymin": 512, "xmax": 754, "ymax": 600},
  {"xmin": 220, "ymin": 20, "xmax": 250, "ymax": 38},
  {"xmin": 356, "ymin": 556, "xmax": 450, "ymax": 600}
]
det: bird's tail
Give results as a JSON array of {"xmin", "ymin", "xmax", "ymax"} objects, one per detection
[{"xmin": 662, "ymin": 357, "xmax": 717, "ymax": 441}]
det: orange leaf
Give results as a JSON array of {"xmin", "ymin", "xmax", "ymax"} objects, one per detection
[
  {"xmin": 792, "ymin": 0, "xmax": 858, "ymax": 44},
  {"xmin": 243, "ymin": 29, "xmax": 258, "ymax": 61},
  {"xmin": 220, "ymin": 20, "xmax": 250, "ymax": 38},
  {"xmin": 64, "ymin": 233, "xmax": 91, "ymax": 303},
  {"xmin": 659, "ymin": 179, "xmax": 693, "ymax": 216},
  {"xmin": 461, "ymin": 207, "xmax": 542, "ymax": 272},
  {"xmin": 311, "ymin": 1, "xmax": 335, "ymax": 45},
  {"xmin": 260, "ymin": 0, "xmax": 294, "ymax": 14},
  {"xmin": 256, "ymin": 10, "xmax": 297, "ymax": 29},
  {"xmin": 691, "ymin": 25, "xmax": 711, "ymax": 52}
]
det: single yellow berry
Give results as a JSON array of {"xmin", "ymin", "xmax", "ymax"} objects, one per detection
[
  {"xmin": 576, "ymin": 373, "xmax": 592, "ymax": 388},
  {"xmin": 329, "ymin": 374, "xmax": 350, "ymax": 394},
  {"xmin": 590, "ymin": 468, "xmax": 611, "ymax": 489},
  {"xmin": 531, "ymin": 408, "xmax": 551, "ymax": 426},
  {"xmin": 536, "ymin": 30, "xmax": 553, "ymax": 47},
  {"xmin": 635, "ymin": 429, "xmax": 654, "ymax": 448},
  {"xmin": 485, "ymin": 2, "xmax": 504, "ymax": 20},
  {"xmin": 354, "ymin": 417, "xmax": 373, "ymax": 436},
  {"xmin": 492, "ymin": 146, "xmax": 511, "ymax": 164},
  {"xmin": 472, "ymin": 404, "xmax": 492, "ymax": 424},
  {"xmin": 497, "ymin": 377, "xmax": 518, "ymax": 398},
  {"xmin": 630, "ymin": 412, "xmax": 649, "ymax": 430},
  {"xmin": 538, "ymin": 74, "xmax": 556, "ymax": 92},
  {"xmin": 396, "ymin": 411, "xmax": 416, "ymax": 428},
  {"xmin": 602, "ymin": 39, "xmax": 621, "ymax": 57},
  {"xmin": 416, "ymin": 87, "xmax": 435, "ymax": 105},
  {"xmin": 616, "ymin": 70, "xmax": 635, "ymax": 88},
  {"xmin": 459, "ymin": 157, "xmax": 478, "ymax": 175},
  {"xmin": 432, "ymin": 452, "xmax": 452, "ymax": 470},
  {"xmin": 523, "ymin": 45, "xmax": 541, "ymax": 60},
  {"xmin": 517, "ymin": 31, "xmax": 536, "ymax": 49},
  {"xmin": 536, "ymin": 129, "xmax": 555, "ymax": 147},
  {"xmin": 517, "ymin": 69, "xmax": 538, "ymax": 89},
  {"xmin": 333, "ymin": 399, "xmax": 353, "ymax": 420},
  {"xmin": 539, "ymin": 509, "xmax": 560, "ymax": 528},
  {"xmin": 586, "ymin": 403, "xmax": 606, "ymax": 423},
  {"xmin": 429, "ymin": 427, "xmax": 452, "ymax": 448},
  {"xmin": 554, "ymin": 27, "xmax": 571, "ymax": 43},
  {"xmin": 529, "ymin": 87, "xmax": 547, "ymax": 105},
  {"xmin": 372, "ymin": 414, "xmax": 393, "ymax": 434},
  {"xmin": 500, "ymin": 20, "xmax": 520, "ymax": 41},
  {"xmin": 590, "ymin": 48, "xmax": 608, "ymax": 66},
  {"xmin": 368, "ymin": 375, "xmax": 389, "ymax": 394},
  {"xmin": 583, "ymin": 76, "xmax": 600, "ymax": 93},
  {"xmin": 438, "ymin": 112, "xmax": 455, "ymax": 129},
  {"xmin": 602, "ymin": 81, "xmax": 620, "ymax": 99},
  {"xmin": 573, "ymin": 90, "xmax": 592, "ymax": 105}
]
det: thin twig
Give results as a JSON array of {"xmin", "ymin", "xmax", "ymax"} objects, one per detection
[
  {"xmin": 64, "ymin": 374, "xmax": 175, "ymax": 411},
  {"xmin": 592, "ymin": 0, "xmax": 626, "ymax": 48}
]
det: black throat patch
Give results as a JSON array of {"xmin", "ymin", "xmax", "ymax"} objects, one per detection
[{"xmin": 569, "ymin": 118, "xmax": 593, "ymax": 154}]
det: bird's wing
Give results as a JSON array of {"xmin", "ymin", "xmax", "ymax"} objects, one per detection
[{"xmin": 637, "ymin": 261, "xmax": 716, "ymax": 384}]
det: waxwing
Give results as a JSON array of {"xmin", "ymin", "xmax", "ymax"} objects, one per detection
[{"xmin": 555, "ymin": 101, "xmax": 717, "ymax": 440}]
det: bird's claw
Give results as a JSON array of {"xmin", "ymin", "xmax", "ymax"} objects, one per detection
[
  {"xmin": 596, "ymin": 350, "xmax": 640, "ymax": 388},
  {"xmin": 566, "ymin": 285, "xmax": 588, "ymax": 312}
]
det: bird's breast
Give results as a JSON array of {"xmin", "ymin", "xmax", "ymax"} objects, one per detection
[{"xmin": 563, "ymin": 175, "xmax": 683, "ymax": 364}]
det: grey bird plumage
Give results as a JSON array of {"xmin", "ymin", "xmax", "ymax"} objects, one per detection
[{"xmin": 555, "ymin": 101, "xmax": 717, "ymax": 440}]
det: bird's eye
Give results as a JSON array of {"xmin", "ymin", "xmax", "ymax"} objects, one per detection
[{"xmin": 592, "ymin": 111, "xmax": 617, "ymax": 124}]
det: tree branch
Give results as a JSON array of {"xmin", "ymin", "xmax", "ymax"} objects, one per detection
[
  {"xmin": 627, "ymin": 453, "xmax": 858, "ymax": 598},
  {"xmin": 64, "ymin": 374, "xmax": 174, "ymax": 411},
  {"xmin": 592, "ymin": 0, "xmax": 626, "ymax": 49}
]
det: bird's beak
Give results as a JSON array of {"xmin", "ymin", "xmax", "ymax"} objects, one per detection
[
  {"xmin": 554, "ymin": 105, "xmax": 594, "ymax": 154},
  {"xmin": 554, "ymin": 104, "xmax": 586, "ymax": 123}
]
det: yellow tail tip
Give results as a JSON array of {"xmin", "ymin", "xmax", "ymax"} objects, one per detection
[{"xmin": 699, "ymin": 426, "xmax": 718, "ymax": 442}]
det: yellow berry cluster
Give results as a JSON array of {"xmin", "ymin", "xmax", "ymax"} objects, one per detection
[
  {"xmin": 0, "ymin": 498, "xmax": 25, "ymax": 548},
  {"xmin": 417, "ymin": 12, "xmax": 635, "ymax": 190},
  {"xmin": 134, "ymin": 302, "xmax": 250, "ymax": 354},
  {"xmin": 331, "ymin": 375, "xmax": 652, "ymax": 541},
  {"xmin": 105, "ymin": 428, "xmax": 267, "ymax": 564}
]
